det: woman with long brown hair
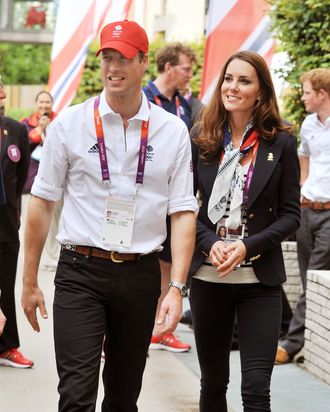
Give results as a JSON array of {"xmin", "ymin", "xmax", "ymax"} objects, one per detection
[{"xmin": 190, "ymin": 51, "xmax": 300, "ymax": 411}]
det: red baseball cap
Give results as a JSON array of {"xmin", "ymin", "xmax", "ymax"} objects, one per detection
[{"xmin": 96, "ymin": 20, "xmax": 149, "ymax": 59}]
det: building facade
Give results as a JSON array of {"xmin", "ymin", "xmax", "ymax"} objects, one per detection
[{"xmin": 0, "ymin": 0, "xmax": 208, "ymax": 45}]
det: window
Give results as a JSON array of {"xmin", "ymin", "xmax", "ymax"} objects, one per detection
[{"xmin": 12, "ymin": 0, "xmax": 57, "ymax": 31}]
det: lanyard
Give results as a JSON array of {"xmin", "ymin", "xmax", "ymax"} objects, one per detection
[
  {"xmin": 93, "ymin": 96, "xmax": 150, "ymax": 188},
  {"xmin": 242, "ymin": 141, "xmax": 259, "ymax": 206},
  {"xmin": 153, "ymin": 94, "xmax": 181, "ymax": 118}
]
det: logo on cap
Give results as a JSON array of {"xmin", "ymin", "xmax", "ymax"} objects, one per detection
[{"xmin": 112, "ymin": 25, "xmax": 123, "ymax": 39}]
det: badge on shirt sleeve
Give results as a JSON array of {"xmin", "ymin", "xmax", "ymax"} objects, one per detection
[
  {"xmin": 101, "ymin": 197, "xmax": 136, "ymax": 247},
  {"xmin": 7, "ymin": 145, "xmax": 21, "ymax": 162}
]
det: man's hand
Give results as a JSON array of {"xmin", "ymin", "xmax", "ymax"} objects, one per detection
[
  {"xmin": 22, "ymin": 196, "xmax": 54, "ymax": 332},
  {"xmin": 153, "ymin": 287, "xmax": 182, "ymax": 336},
  {"xmin": 215, "ymin": 240, "xmax": 247, "ymax": 278},
  {"xmin": 0, "ymin": 308, "xmax": 6, "ymax": 336},
  {"xmin": 21, "ymin": 285, "xmax": 48, "ymax": 332}
]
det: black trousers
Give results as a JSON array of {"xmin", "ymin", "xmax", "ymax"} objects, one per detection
[
  {"xmin": 0, "ymin": 240, "xmax": 20, "ymax": 354},
  {"xmin": 190, "ymin": 278, "xmax": 281, "ymax": 412},
  {"xmin": 54, "ymin": 249, "xmax": 161, "ymax": 412}
]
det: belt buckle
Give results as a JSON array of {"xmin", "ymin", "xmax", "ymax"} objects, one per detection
[
  {"xmin": 64, "ymin": 244, "xmax": 76, "ymax": 251},
  {"xmin": 110, "ymin": 251, "xmax": 124, "ymax": 263}
]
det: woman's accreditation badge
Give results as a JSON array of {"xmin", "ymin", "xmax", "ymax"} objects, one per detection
[{"xmin": 7, "ymin": 144, "xmax": 21, "ymax": 162}]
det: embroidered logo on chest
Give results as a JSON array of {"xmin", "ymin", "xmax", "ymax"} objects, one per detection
[{"xmin": 146, "ymin": 145, "xmax": 154, "ymax": 161}]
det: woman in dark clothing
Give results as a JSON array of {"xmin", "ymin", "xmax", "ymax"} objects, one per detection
[{"xmin": 190, "ymin": 51, "xmax": 300, "ymax": 411}]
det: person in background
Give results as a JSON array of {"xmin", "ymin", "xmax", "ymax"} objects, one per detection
[
  {"xmin": 0, "ymin": 82, "xmax": 6, "ymax": 337},
  {"xmin": 0, "ymin": 84, "xmax": 6, "ymax": 338},
  {"xmin": 21, "ymin": 91, "xmax": 61, "ymax": 271},
  {"xmin": 0, "ymin": 81, "xmax": 5, "ymax": 208},
  {"xmin": 144, "ymin": 43, "xmax": 197, "ymax": 352},
  {"xmin": 190, "ymin": 51, "xmax": 300, "ymax": 411},
  {"xmin": 0, "ymin": 77, "xmax": 32, "ymax": 368},
  {"xmin": 182, "ymin": 85, "xmax": 204, "ymax": 126},
  {"xmin": 276, "ymin": 68, "xmax": 330, "ymax": 365},
  {"xmin": 21, "ymin": 91, "xmax": 56, "ymax": 193},
  {"xmin": 21, "ymin": 20, "xmax": 197, "ymax": 411}
]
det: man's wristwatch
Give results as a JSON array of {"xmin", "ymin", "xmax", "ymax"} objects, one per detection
[{"xmin": 169, "ymin": 280, "xmax": 188, "ymax": 297}]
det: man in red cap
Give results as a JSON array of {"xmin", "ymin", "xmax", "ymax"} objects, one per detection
[{"xmin": 22, "ymin": 20, "xmax": 197, "ymax": 411}]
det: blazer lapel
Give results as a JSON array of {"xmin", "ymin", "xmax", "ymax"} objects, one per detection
[
  {"xmin": 0, "ymin": 117, "xmax": 8, "ymax": 163},
  {"xmin": 247, "ymin": 137, "xmax": 282, "ymax": 209}
]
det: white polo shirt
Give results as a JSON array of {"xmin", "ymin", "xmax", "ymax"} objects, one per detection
[
  {"xmin": 32, "ymin": 91, "xmax": 198, "ymax": 253},
  {"xmin": 298, "ymin": 113, "xmax": 330, "ymax": 202}
]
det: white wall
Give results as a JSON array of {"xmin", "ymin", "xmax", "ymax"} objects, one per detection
[
  {"xmin": 132, "ymin": 0, "xmax": 206, "ymax": 42},
  {"xmin": 163, "ymin": 0, "xmax": 205, "ymax": 42}
]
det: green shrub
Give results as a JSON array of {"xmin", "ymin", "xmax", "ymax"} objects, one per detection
[
  {"xmin": 269, "ymin": 0, "xmax": 330, "ymax": 131},
  {"xmin": 6, "ymin": 107, "xmax": 33, "ymax": 121},
  {"xmin": 0, "ymin": 43, "xmax": 51, "ymax": 85}
]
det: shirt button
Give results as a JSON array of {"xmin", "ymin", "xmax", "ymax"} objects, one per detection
[
  {"xmin": 269, "ymin": 208, "xmax": 273, "ymax": 212},
  {"xmin": 248, "ymin": 213, "xmax": 255, "ymax": 219}
]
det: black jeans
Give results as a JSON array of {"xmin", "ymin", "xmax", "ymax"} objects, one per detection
[
  {"xmin": 54, "ymin": 249, "xmax": 161, "ymax": 412},
  {"xmin": 0, "ymin": 240, "xmax": 20, "ymax": 354},
  {"xmin": 190, "ymin": 278, "xmax": 281, "ymax": 412}
]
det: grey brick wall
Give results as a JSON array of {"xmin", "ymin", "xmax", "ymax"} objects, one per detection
[
  {"xmin": 305, "ymin": 270, "xmax": 330, "ymax": 386},
  {"xmin": 282, "ymin": 241, "xmax": 302, "ymax": 310}
]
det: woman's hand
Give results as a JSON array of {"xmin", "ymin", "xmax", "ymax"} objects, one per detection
[
  {"xmin": 34, "ymin": 115, "xmax": 51, "ymax": 141},
  {"xmin": 38, "ymin": 114, "xmax": 51, "ymax": 130},
  {"xmin": 209, "ymin": 240, "xmax": 228, "ymax": 267},
  {"xmin": 216, "ymin": 240, "xmax": 247, "ymax": 278}
]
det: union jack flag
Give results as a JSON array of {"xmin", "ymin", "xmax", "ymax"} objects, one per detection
[
  {"xmin": 48, "ymin": 0, "xmax": 132, "ymax": 113},
  {"xmin": 201, "ymin": 0, "xmax": 275, "ymax": 103}
]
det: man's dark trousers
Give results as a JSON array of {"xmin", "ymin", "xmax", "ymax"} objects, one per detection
[{"xmin": 54, "ymin": 249, "xmax": 161, "ymax": 412}]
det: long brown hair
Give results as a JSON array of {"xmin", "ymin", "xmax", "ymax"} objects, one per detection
[{"xmin": 195, "ymin": 51, "xmax": 290, "ymax": 161}]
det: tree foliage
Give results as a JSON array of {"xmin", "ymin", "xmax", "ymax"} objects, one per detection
[
  {"xmin": 269, "ymin": 0, "xmax": 330, "ymax": 130},
  {"xmin": 73, "ymin": 38, "xmax": 205, "ymax": 104},
  {"xmin": 0, "ymin": 43, "xmax": 51, "ymax": 84}
]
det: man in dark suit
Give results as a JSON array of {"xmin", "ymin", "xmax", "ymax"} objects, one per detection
[
  {"xmin": 0, "ymin": 78, "xmax": 33, "ymax": 367},
  {"xmin": 0, "ymin": 83, "xmax": 6, "ymax": 336}
]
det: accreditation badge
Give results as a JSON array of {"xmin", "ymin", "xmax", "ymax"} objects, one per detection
[
  {"xmin": 101, "ymin": 197, "xmax": 136, "ymax": 247},
  {"xmin": 216, "ymin": 218, "xmax": 245, "ymax": 268},
  {"xmin": 216, "ymin": 218, "xmax": 245, "ymax": 242}
]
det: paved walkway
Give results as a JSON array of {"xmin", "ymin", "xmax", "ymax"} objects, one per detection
[
  {"xmin": 1, "ymin": 230, "xmax": 330, "ymax": 411},
  {"xmin": 176, "ymin": 315, "xmax": 330, "ymax": 412},
  {"xmin": 0, "ymin": 255, "xmax": 201, "ymax": 412}
]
